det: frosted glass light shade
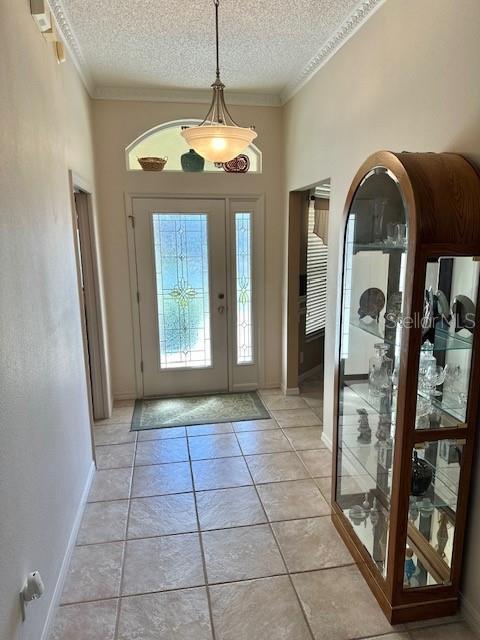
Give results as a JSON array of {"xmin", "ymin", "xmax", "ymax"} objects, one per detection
[{"xmin": 181, "ymin": 125, "xmax": 257, "ymax": 163}]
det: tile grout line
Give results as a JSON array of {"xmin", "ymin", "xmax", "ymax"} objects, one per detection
[
  {"xmin": 111, "ymin": 430, "xmax": 137, "ymax": 640},
  {"xmin": 230, "ymin": 427, "xmax": 317, "ymax": 640},
  {"xmin": 75, "ymin": 511, "xmax": 348, "ymax": 548},
  {"xmin": 185, "ymin": 433, "xmax": 217, "ymax": 640}
]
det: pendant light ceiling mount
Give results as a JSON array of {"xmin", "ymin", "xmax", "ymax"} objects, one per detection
[{"xmin": 181, "ymin": 0, "xmax": 257, "ymax": 163}]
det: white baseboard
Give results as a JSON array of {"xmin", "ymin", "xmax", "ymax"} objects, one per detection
[
  {"xmin": 41, "ymin": 461, "xmax": 95, "ymax": 640},
  {"xmin": 321, "ymin": 431, "xmax": 333, "ymax": 451},
  {"xmin": 114, "ymin": 392, "xmax": 138, "ymax": 401},
  {"xmin": 460, "ymin": 593, "xmax": 480, "ymax": 635},
  {"xmin": 281, "ymin": 384, "xmax": 300, "ymax": 396},
  {"xmin": 231, "ymin": 383, "xmax": 259, "ymax": 392}
]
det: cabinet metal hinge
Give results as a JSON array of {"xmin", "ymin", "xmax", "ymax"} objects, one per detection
[
  {"xmin": 140, "ymin": 360, "xmax": 144, "ymax": 372},
  {"xmin": 137, "ymin": 291, "xmax": 140, "ymax": 303},
  {"xmin": 129, "ymin": 215, "xmax": 135, "ymax": 228}
]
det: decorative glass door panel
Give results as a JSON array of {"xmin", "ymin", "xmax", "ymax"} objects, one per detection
[
  {"xmin": 153, "ymin": 214, "xmax": 212, "ymax": 369},
  {"xmin": 336, "ymin": 167, "xmax": 408, "ymax": 578},
  {"xmin": 235, "ymin": 212, "xmax": 253, "ymax": 364},
  {"xmin": 133, "ymin": 198, "xmax": 228, "ymax": 396}
]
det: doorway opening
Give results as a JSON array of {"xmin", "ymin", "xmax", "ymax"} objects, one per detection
[
  {"xmin": 286, "ymin": 179, "xmax": 330, "ymax": 405},
  {"xmin": 126, "ymin": 195, "xmax": 265, "ymax": 398},
  {"xmin": 70, "ymin": 172, "xmax": 111, "ymax": 422}
]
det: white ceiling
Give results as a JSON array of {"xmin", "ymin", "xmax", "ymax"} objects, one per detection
[{"xmin": 51, "ymin": 0, "xmax": 383, "ymax": 103}]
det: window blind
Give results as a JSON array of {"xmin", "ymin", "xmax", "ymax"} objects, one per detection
[{"xmin": 306, "ymin": 205, "xmax": 328, "ymax": 335}]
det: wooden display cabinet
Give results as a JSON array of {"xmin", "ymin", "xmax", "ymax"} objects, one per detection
[{"xmin": 333, "ymin": 151, "xmax": 480, "ymax": 623}]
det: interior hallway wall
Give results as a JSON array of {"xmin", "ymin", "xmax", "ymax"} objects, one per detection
[
  {"xmin": 92, "ymin": 99, "xmax": 284, "ymax": 398},
  {"xmin": 282, "ymin": 0, "xmax": 480, "ymax": 622},
  {"xmin": 0, "ymin": 2, "xmax": 101, "ymax": 638}
]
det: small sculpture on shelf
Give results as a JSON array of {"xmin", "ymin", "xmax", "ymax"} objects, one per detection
[
  {"xmin": 375, "ymin": 394, "xmax": 392, "ymax": 448},
  {"xmin": 436, "ymin": 512, "xmax": 449, "ymax": 559},
  {"xmin": 404, "ymin": 548, "xmax": 416, "ymax": 586},
  {"xmin": 357, "ymin": 409, "xmax": 372, "ymax": 444},
  {"xmin": 369, "ymin": 343, "xmax": 393, "ymax": 397}
]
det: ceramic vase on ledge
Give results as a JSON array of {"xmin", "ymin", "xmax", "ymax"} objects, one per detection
[{"xmin": 181, "ymin": 149, "xmax": 205, "ymax": 172}]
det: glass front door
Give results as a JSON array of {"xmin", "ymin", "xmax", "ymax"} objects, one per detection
[{"xmin": 133, "ymin": 199, "xmax": 229, "ymax": 396}]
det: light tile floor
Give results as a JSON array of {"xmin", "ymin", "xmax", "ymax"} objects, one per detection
[{"xmin": 49, "ymin": 387, "xmax": 475, "ymax": 640}]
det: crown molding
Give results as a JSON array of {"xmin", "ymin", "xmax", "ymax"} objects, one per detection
[
  {"xmin": 93, "ymin": 85, "xmax": 281, "ymax": 107},
  {"xmin": 281, "ymin": 0, "xmax": 386, "ymax": 104},
  {"xmin": 50, "ymin": 0, "xmax": 384, "ymax": 107},
  {"xmin": 48, "ymin": 0, "xmax": 94, "ymax": 94}
]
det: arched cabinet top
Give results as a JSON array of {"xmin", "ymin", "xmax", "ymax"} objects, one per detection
[{"xmin": 344, "ymin": 151, "xmax": 480, "ymax": 250}]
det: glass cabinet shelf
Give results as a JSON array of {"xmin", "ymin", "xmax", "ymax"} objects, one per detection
[
  {"xmin": 350, "ymin": 318, "xmax": 473, "ymax": 352},
  {"xmin": 353, "ymin": 243, "xmax": 407, "ymax": 254},
  {"xmin": 346, "ymin": 379, "xmax": 464, "ymax": 428}
]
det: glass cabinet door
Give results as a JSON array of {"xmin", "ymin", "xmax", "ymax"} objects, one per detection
[
  {"xmin": 402, "ymin": 255, "xmax": 479, "ymax": 590},
  {"xmin": 415, "ymin": 256, "xmax": 478, "ymax": 430},
  {"xmin": 336, "ymin": 167, "xmax": 408, "ymax": 577}
]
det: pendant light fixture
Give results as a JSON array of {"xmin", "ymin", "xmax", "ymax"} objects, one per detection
[{"xmin": 181, "ymin": 0, "xmax": 257, "ymax": 163}]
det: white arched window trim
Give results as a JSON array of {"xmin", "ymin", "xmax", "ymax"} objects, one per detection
[{"xmin": 125, "ymin": 119, "xmax": 262, "ymax": 173}]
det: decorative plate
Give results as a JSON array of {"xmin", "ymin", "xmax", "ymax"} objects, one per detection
[
  {"xmin": 358, "ymin": 288, "xmax": 385, "ymax": 320},
  {"xmin": 222, "ymin": 154, "xmax": 250, "ymax": 173}
]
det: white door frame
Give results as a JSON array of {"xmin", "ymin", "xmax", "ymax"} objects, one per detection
[
  {"xmin": 125, "ymin": 192, "xmax": 265, "ymax": 397},
  {"xmin": 69, "ymin": 171, "xmax": 112, "ymax": 422}
]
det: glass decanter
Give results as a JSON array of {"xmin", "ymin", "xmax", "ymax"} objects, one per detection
[{"xmin": 369, "ymin": 343, "xmax": 393, "ymax": 397}]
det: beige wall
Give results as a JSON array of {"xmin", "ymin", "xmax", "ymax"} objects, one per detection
[
  {"xmin": 283, "ymin": 0, "xmax": 480, "ymax": 621},
  {"xmin": 92, "ymin": 99, "xmax": 284, "ymax": 398},
  {"xmin": 0, "ymin": 3, "xmax": 98, "ymax": 639}
]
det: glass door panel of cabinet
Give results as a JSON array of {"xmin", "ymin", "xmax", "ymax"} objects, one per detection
[
  {"xmin": 336, "ymin": 167, "xmax": 408, "ymax": 577},
  {"xmin": 415, "ymin": 257, "xmax": 479, "ymax": 429},
  {"xmin": 403, "ymin": 440, "xmax": 464, "ymax": 589}
]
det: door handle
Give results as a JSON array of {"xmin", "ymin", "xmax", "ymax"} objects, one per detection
[{"xmin": 218, "ymin": 305, "xmax": 225, "ymax": 314}]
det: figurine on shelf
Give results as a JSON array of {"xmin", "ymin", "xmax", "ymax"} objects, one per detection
[
  {"xmin": 357, "ymin": 409, "xmax": 372, "ymax": 444},
  {"xmin": 375, "ymin": 417, "xmax": 390, "ymax": 445},
  {"xmin": 404, "ymin": 548, "xmax": 416, "ymax": 586},
  {"xmin": 369, "ymin": 497, "xmax": 380, "ymax": 527},
  {"xmin": 436, "ymin": 512, "xmax": 449, "ymax": 559},
  {"xmin": 368, "ymin": 343, "xmax": 393, "ymax": 397},
  {"xmin": 362, "ymin": 492, "xmax": 371, "ymax": 514}
]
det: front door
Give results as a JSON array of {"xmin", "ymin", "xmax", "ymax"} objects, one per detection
[{"xmin": 133, "ymin": 198, "xmax": 228, "ymax": 396}]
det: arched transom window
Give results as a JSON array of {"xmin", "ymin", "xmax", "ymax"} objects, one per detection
[{"xmin": 126, "ymin": 119, "xmax": 262, "ymax": 173}]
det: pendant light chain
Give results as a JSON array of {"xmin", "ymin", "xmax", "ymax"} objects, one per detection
[
  {"xmin": 214, "ymin": 0, "xmax": 220, "ymax": 80},
  {"xmin": 180, "ymin": 0, "xmax": 257, "ymax": 162}
]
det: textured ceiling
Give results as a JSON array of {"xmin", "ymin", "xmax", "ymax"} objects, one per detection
[{"xmin": 57, "ymin": 0, "xmax": 377, "ymax": 99}]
